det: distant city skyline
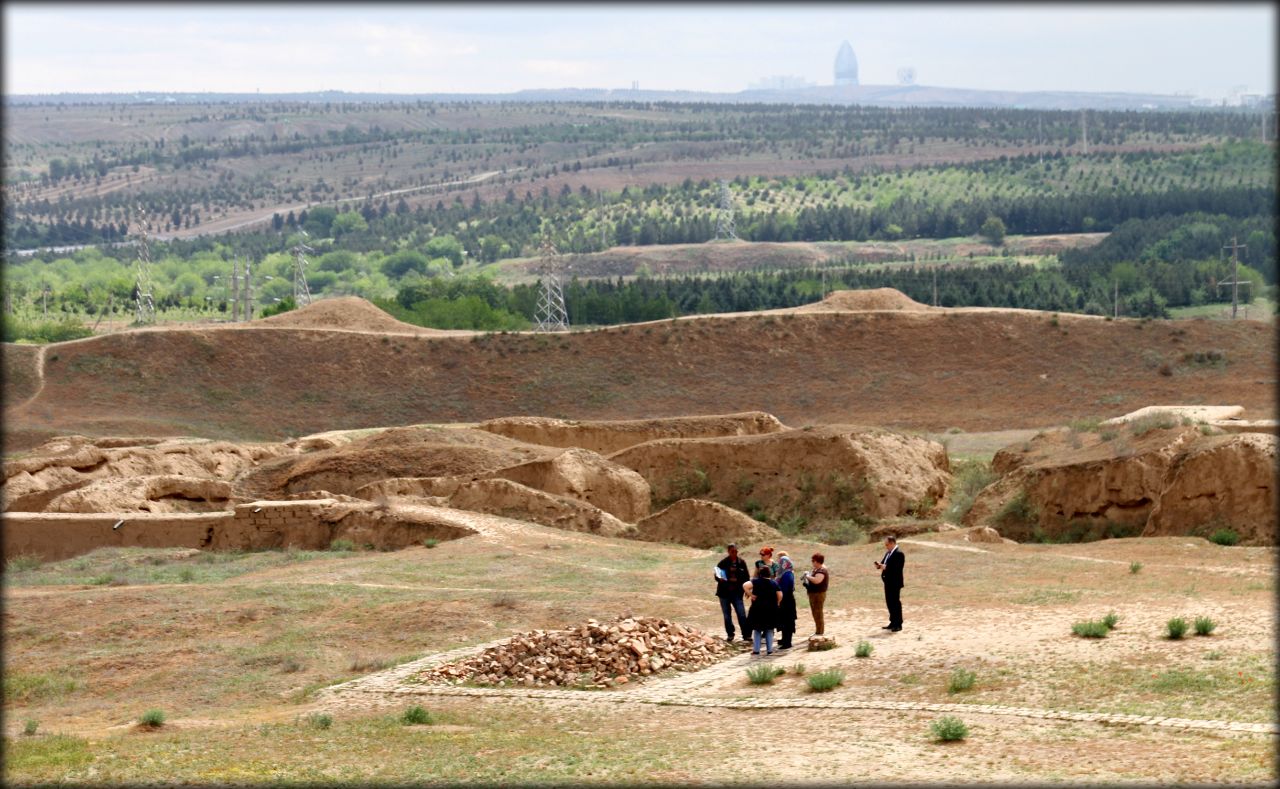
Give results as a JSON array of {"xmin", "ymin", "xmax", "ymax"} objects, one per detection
[{"xmin": 3, "ymin": 4, "xmax": 1274, "ymax": 100}]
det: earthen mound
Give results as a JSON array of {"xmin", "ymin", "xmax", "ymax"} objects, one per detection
[
  {"xmin": 415, "ymin": 616, "xmax": 730, "ymax": 689},
  {"xmin": 1145, "ymin": 433, "xmax": 1277, "ymax": 545},
  {"xmin": 252, "ymin": 296, "xmax": 442, "ymax": 334},
  {"xmin": 611, "ymin": 426, "xmax": 950, "ymax": 525},
  {"xmin": 237, "ymin": 426, "xmax": 556, "ymax": 499},
  {"xmin": 45, "ymin": 475, "xmax": 234, "ymax": 513},
  {"xmin": 478, "ymin": 412, "xmax": 787, "ymax": 455},
  {"xmin": 490, "ymin": 448, "xmax": 650, "ymax": 521},
  {"xmin": 448, "ymin": 479, "xmax": 633, "ymax": 537},
  {"xmin": 635, "ymin": 499, "xmax": 780, "ymax": 549},
  {"xmin": 966, "ymin": 424, "xmax": 1202, "ymax": 540},
  {"xmin": 791, "ymin": 288, "xmax": 931, "ymax": 313},
  {"xmin": 4, "ymin": 435, "xmax": 291, "ymax": 512}
]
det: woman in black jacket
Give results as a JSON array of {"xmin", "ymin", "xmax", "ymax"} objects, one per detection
[{"xmin": 742, "ymin": 565, "xmax": 782, "ymax": 656}]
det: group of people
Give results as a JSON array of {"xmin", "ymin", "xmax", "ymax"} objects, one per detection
[{"xmin": 714, "ymin": 536, "xmax": 904, "ymax": 655}]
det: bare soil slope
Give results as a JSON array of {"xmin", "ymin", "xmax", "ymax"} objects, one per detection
[{"xmin": 3, "ymin": 304, "xmax": 1274, "ymax": 449}]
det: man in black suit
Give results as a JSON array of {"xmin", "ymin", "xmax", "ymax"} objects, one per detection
[{"xmin": 874, "ymin": 535, "xmax": 905, "ymax": 631}]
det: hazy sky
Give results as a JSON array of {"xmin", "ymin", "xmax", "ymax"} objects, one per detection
[{"xmin": 4, "ymin": 3, "xmax": 1274, "ymax": 99}]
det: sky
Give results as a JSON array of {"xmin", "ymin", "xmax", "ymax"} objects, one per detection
[{"xmin": 4, "ymin": 3, "xmax": 1275, "ymax": 100}]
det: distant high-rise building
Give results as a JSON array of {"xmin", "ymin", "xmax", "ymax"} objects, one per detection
[{"xmin": 834, "ymin": 41, "xmax": 859, "ymax": 86}]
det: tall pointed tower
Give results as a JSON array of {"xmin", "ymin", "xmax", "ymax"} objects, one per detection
[{"xmin": 834, "ymin": 41, "xmax": 859, "ymax": 86}]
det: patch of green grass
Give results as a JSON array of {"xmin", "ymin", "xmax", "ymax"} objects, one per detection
[
  {"xmin": 1128, "ymin": 412, "xmax": 1179, "ymax": 437},
  {"xmin": 854, "ymin": 640, "xmax": 873, "ymax": 658},
  {"xmin": 789, "ymin": 663, "xmax": 806, "ymax": 676},
  {"xmin": 746, "ymin": 664, "xmax": 786, "ymax": 685},
  {"xmin": 138, "ymin": 709, "xmax": 166, "ymax": 728},
  {"xmin": 806, "ymin": 669, "xmax": 845, "ymax": 692},
  {"xmin": 1166, "ymin": 617, "xmax": 1189, "ymax": 639},
  {"xmin": 329, "ymin": 539, "xmax": 356, "ymax": 552},
  {"xmin": 306, "ymin": 712, "xmax": 333, "ymax": 730},
  {"xmin": 1101, "ymin": 611, "xmax": 1120, "ymax": 630},
  {"xmin": 947, "ymin": 667, "xmax": 977, "ymax": 694},
  {"xmin": 1129, "ymin": 561, "xmax": 1143, "ymax": 574},
  {"xmin": 1194, "ymin": 616, "xmax": 1217, "ymax": 636},
  {"xmin": 1209, "ymin": 529, "xmax": 1240, "ymax": 546},
  {"xmin": 1067, "ymin": 417, "xmax": 1103, "ymax": 433},
  {"xmin": 930, "ymin": 716, "xmax": 970, "ymax": 742},
  {"xmin": 422, "ymin": 538, "xmax": 440, "ymax": 549},
  {"xmin": 23, "ymin": 719, "xmax": 40, "ymax": 736},
  {"xmin": 395, "ymin": 704, "xmax": 431, "ymax": 725},
  {"xmin": 3, "ymin": 672, "xmax": 79, "ymax": 702},
  {"xmin": 942, "ymin": 459, "xmax": 997, "ymax": 523},
  {"xmin": 4, "ymin": 734, "xmax": 93, "ymax": 773},
  {"xmin": 1071, "ymin": 620, "xmax": 1109, "ymax": 638},
  {"xmin": 6, "ymin": 554, "xmax": 42, "ymax": 572}
]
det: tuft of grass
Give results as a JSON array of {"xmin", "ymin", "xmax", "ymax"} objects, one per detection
[
  {"xmin": 6, "ymin": 554, "xmax": 42, "ymax": 572},
  {"xmin": 329, "ymin": 539, "xmax": 356, "ymax": 552},
  {"xmin": 1193, "ymin": 616, "xmax": 1216, "ymax": 636},
  {"xmin": 401, "ymin": 705, "xmax": 433, "ymax": 725},
  {"xmin": 138, "ymin": 709, "xmax": 166, "ymax": 728},
  {"xmin": 947, "ymin": 667, "xmax": 977, "ymax": 694},
  {"xmin": 23, "ymin": 719, "xmax": 39, "ymax": 736},
  {"xmin": 422, "ymin": 538, "xmax": 440, "ymax": 549},
  {"xmin": 854, "ymin": 640, "xmax": 873, "ymax": 658},
  {"xmin": 1204, "ymin": 650, "xmax": 1223, "ymax": 661},
  {"xmin": 307, "ymin": 713, "xmax": 333, "ymax": 730},
  {"xmin": 789, "ymin": 663, "xmax": 806, "ymax": 676},
  {"xmin": 178, "ymin": 568, "xmax": 195, "ymax": 583},
  {"xmin": 930, "ymin": 716, "xmax": 970, "ymax": 742},
  {"xmin": 491, "ymin": 592, "xmax": 519, "ymax": 609},
  {"xmin": 347, "ymin": 654, "xmax": 393, "ymax": 673},
  {"xmin": 1129, "ymin": 561, "xmax": 1143, "ymax": 574},
  {"xmin": 1166, "ymin": 617, "xmax": 1189, "ymax": 640},
  {"xmin": 1208, "ymin": 529, "xmax": 1239, "ymax": 546},
  {"xmin": 1101, "ymin": 611, "xmax": 1120, "ymax": 630},
  {"xmin": 1072, "ymin": 620, "xmax": 1109, "ymax": 638},
  {"xmin": 806, "ymin": 669, "xmax": 846, "ymax": 693},
  {"xmin": 746, "ymin": 664, "xmax": 786, "ymax": 685},
  {"xmin": 1129, "ymin": 412, "xmax": 1179, "ymax": 437}
]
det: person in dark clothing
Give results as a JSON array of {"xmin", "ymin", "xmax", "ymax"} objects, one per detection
[
  {"xmin": 715, "ymin": 543, "xmax": 751, "ymax": 642},
  {"xmin": 743, "ymin": 565, "xmax": 782, "ymax": 655},
  {"xmin": 874, "ymin": 535, "xmax": 906, "ymax": 631},
  {"xmin": 774, "ymin": 553, "xmax": 798, "ymax": 649},
  {"xmin": 801, "ymin": 553, "xmax": 829, "ymax": 635}
]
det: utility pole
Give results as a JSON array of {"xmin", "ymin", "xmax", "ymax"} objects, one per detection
[
  {"xmin": 131, "ymin": 214, "xmax": 156, "ymax": 325},
  {"xmin": 1219, "ymin": 236, "xmax": 1248, "ymax": 319},
  {"xmin": 1113, "ymin": 280, "xmax": 1119, "ymax": 319},
  {"xmin": 1081, "ymin": 110, "xmax": 1088, "ymax": 156},
  {"xmin": 243, "ymin": 259, "xmax": 254, "ymax": 320},
  {"xmin": 41, "ymin": 284, "xmax": 50, "ymax": 317},
  {"xmin": 229, "ymin": 258, "xmax": 240, "ymax": 322},
  {"xmin": 290, "ymin": 241, "xmax": 314, "ymax": 307},
  {"xmin": 932, "ymin": 266, "xmax": 939, "ymax": 307}
]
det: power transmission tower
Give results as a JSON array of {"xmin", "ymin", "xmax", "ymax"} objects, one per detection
[
  {"xmin": 290, "ymin": 240, "xmax": 314, "ymax": 307},
  {"xmin": 131, "ymin": 213, "xmax": 157, "ymax": 325},
  {"xmin": 534, "ymin": 235, "xmax": 569, "ymax": 332},
  {"xmin": 1218, "ymin": 236, "xmax": 1249, "ymax": 319},
  {"xmin": 714, "ymin": 179, "xmax": 737, "ymax": 241}
]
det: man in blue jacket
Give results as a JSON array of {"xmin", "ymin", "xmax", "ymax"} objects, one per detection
[{"xmin": 874, "ymin": 535, "xmax": 906, "ymax": 632}]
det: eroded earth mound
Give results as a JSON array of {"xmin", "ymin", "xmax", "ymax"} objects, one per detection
[
  {"xmin": 790, "ymin": 288, "xmax": 932, "ymax": 312},
  {"xmin": 251, "ymin": 296, "xmax": 444, "ymax": 334},
  {"xmin": 4, "ymin": 435, "xmax": 290, "ymax": 512},
  {"xmin": 611, "ymin": 426, "xmax": 950, "ymax": 523},
  {"xmin": 45, "ymin": 475, "xmax": 234, "ymax": 513},
  {"xmin": 414, "ymin": 616, "xmax": 730, "ymax": 689},
  {"xmin": 966, "ymin": 418, "xmax": 1277, "ymax": 544},
  {"xmin": 634, "ymin": 499, "xmax": 781, "ymax": 549},
  {"xmin": 478, "ymin": 412, "xmax": 787, "ymax": 455}
]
